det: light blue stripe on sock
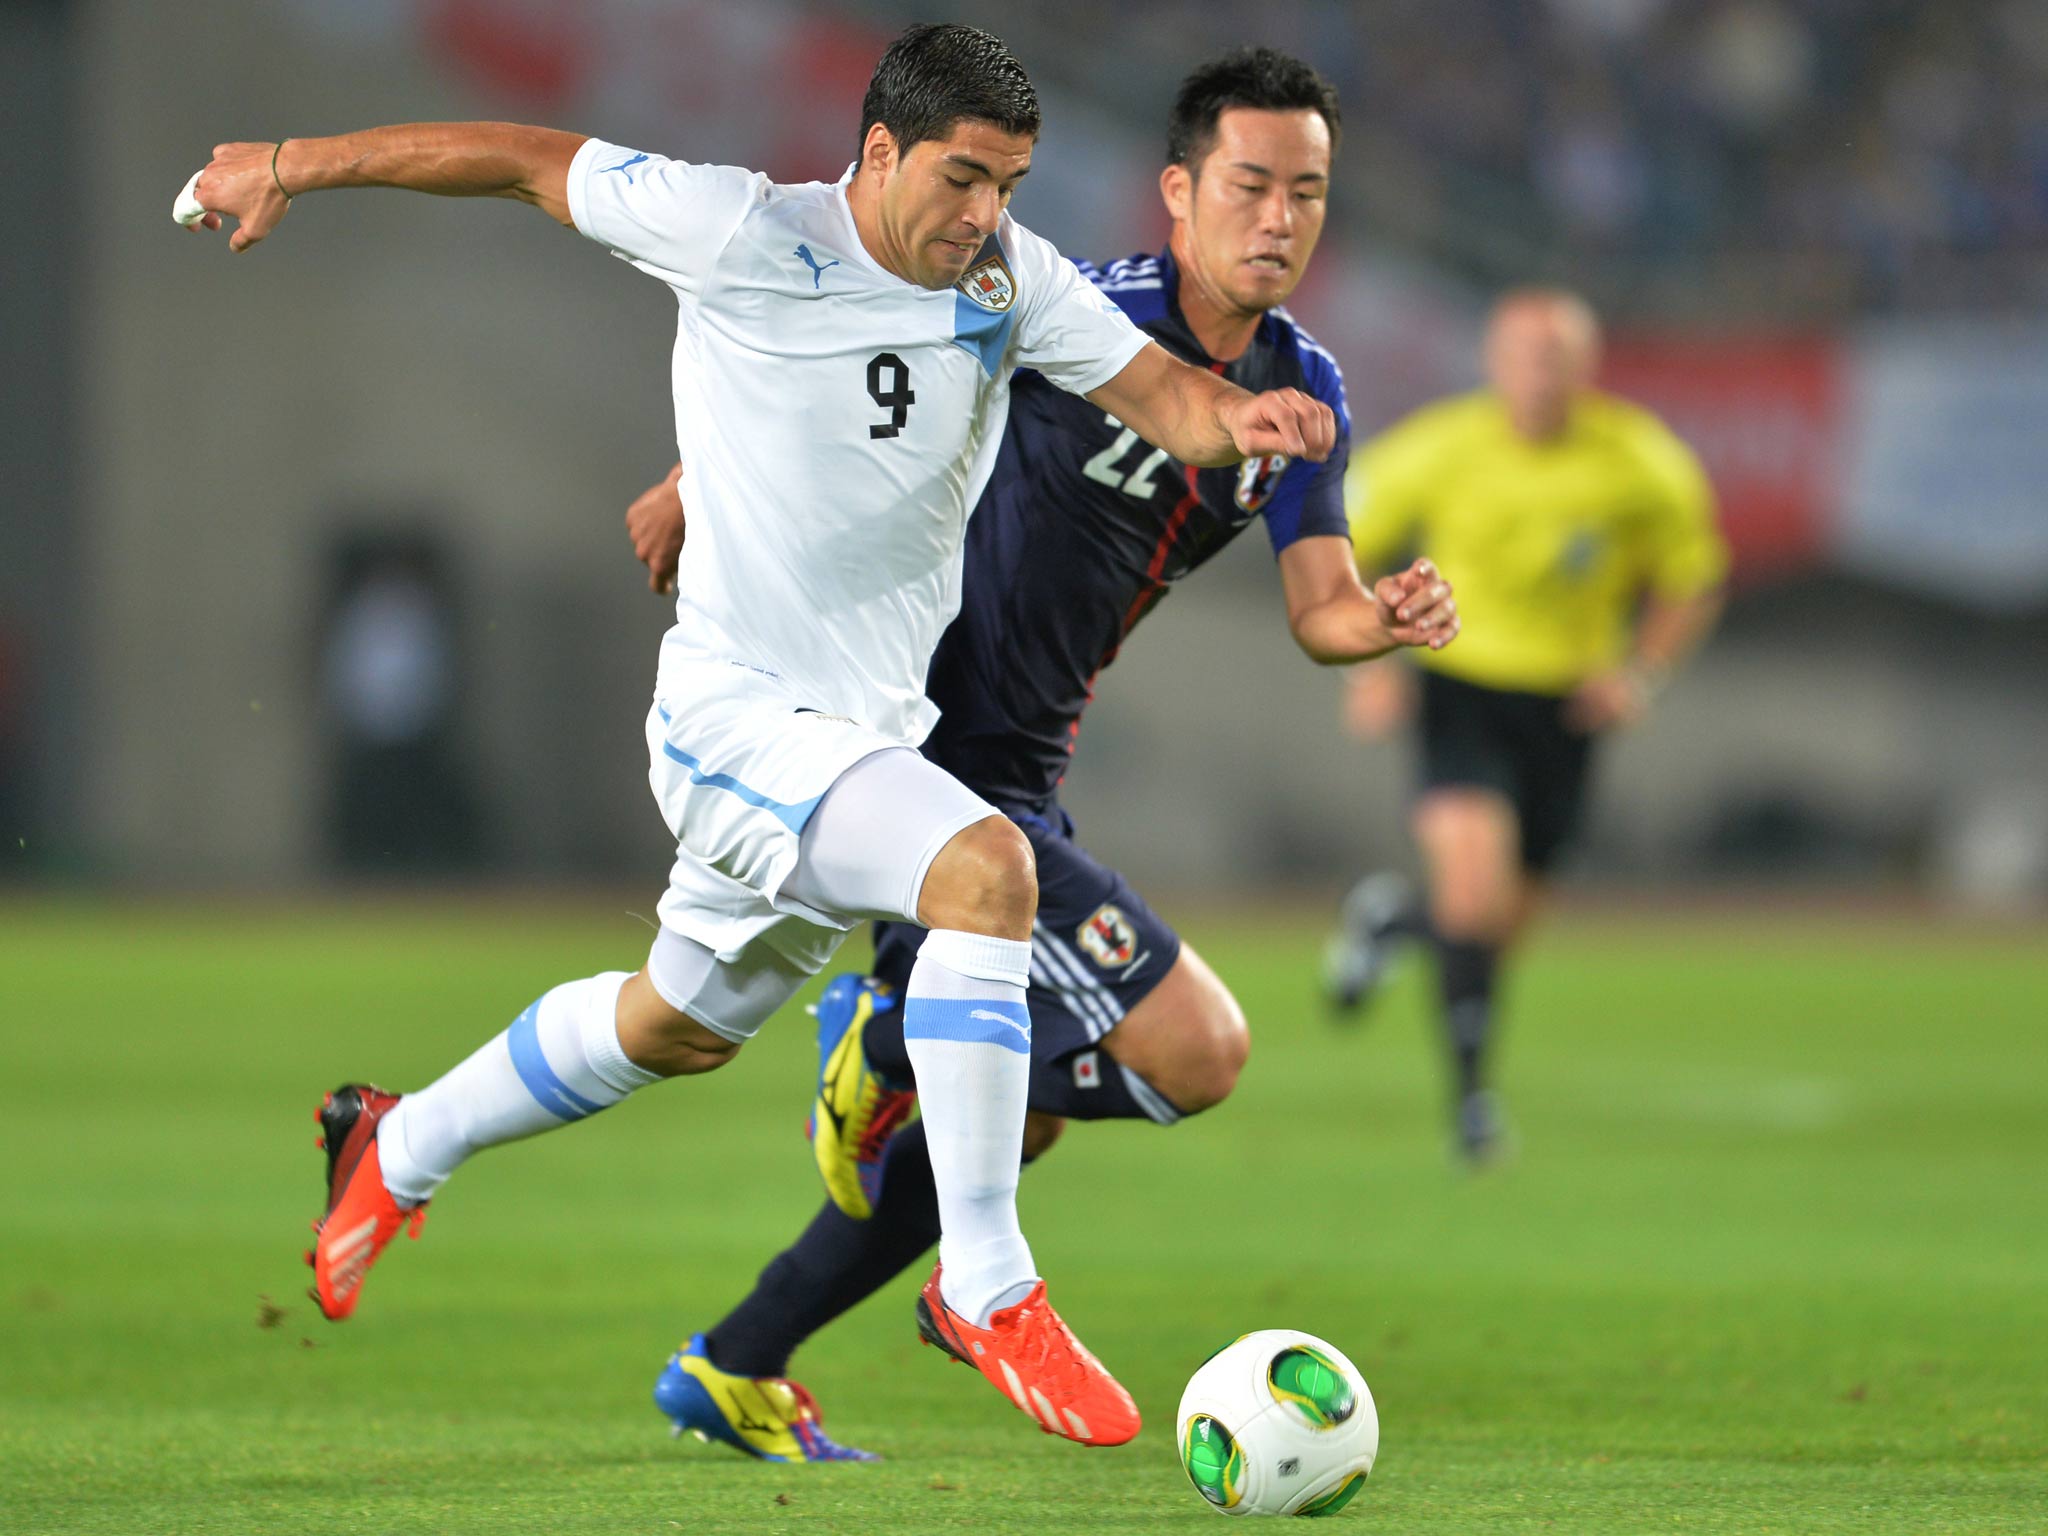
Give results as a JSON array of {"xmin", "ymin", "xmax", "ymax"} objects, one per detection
[
  {"xmin": 903, "ymin": 996, "xmax": 1031, "ymax": 1053},
  {"xmin": 506, "ymin": 1000, "xmax": 607, "ymax": 1121}
]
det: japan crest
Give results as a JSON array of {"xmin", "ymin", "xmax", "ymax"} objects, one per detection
[
  {"xmin": 957, "ymin": 251, "xmax": 1016, "ymax": 312},
  {"xmin": 1077, "ymin": 903, "xmax": 1137, "ymax": 968},
  {"xmin": 1234, "ymin": 452, "xmax": 1290, "ymax": 511}
]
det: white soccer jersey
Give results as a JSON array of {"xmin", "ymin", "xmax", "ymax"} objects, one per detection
[{"xmin": 567, "ymin": 137, "xmax": 1151, "ymax": 745}]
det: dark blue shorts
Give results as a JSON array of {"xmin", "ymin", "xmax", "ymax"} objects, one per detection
[{"xmin": 871, "ymin": 802, "xmax": 1183, "ymax": 1067}]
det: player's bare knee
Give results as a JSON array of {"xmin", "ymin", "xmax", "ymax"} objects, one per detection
[
  {"xmin": 920, "ymin": 815, "xmax": 1036, "ymax": 938},
  {"xmin": 1165, "ymin": 997, "xmax": 1250, "ymax": 1113},
  {"xmin": 1105, "ymin": 989, "xmax": 1248, "ymax": 1116},
  {"xmin": 616, "ymin": 976, "xmax": 746, "ymax": 1077},
  {"xmin": 1430, "ymin": 882, "xmax": 1516, "ymax": 945},
  {"xmin": 634, "ymin": 1024, "xmax": 743, "ymax": 1077},
  {"xmin": 1022, "ymin": 1111, "xmax": 1067, "ymax": 1160},
  {"xmin": 1205, "ymin": 1003, "xmax": 1252, "ymax": 1103}
]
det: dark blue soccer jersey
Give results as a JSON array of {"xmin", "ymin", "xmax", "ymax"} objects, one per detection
[{"xmin": 919, "ymin": 247, "xmax": 1353, "ymax": 811}]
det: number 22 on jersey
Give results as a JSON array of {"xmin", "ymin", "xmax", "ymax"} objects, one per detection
[{"xmin": 1082, "ymin": 413, "xmax": 1173, "ymax": 497}]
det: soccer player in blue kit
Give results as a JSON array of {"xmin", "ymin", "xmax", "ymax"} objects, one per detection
[{"xmin": 622, "ymin": 49, "xmax": 1460, "ymax": 1458}]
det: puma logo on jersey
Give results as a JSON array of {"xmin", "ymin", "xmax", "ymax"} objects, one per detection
[
  {"xmin": 601, "ymin": 152, "xmax": 649, "ymax": 183},
  {"xmin": 795, "ymin": 244, "xmax": 841, "ymax": 289}
]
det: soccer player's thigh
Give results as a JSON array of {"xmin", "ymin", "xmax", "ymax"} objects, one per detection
[
  {"xmin": 1411, "ymin": 674, "xmax": 1526, "ymax": 943},
  {"xmin": 1096, "ymin": 946, "xmax": 1248, "ymax": 1117},
  {"xmin": 1026, "ymin": 824, "xmax": 1247, "ymax": 1118},
  {"xmin": 783, "ymin": 747, "xmax": 1023, "ymax": 932}
]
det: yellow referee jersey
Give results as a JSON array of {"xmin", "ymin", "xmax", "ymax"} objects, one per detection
[{"xmin": 1349, "ymin": 389, "xmax": 1728, "ymax": 696}]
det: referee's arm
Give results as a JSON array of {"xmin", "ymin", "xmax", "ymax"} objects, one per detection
[{"xmin": 1568, "ymin": 422, "xmax": 1730, "ymax": 729}]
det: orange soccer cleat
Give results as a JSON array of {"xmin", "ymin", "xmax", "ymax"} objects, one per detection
[
  {"xmin": 915, "ymin": 1263, "xmax": 1141, "ymax": 1447},
  {"xmin": 305, "ymin": 1084, "xmax": 425, "ymax": 1321}
]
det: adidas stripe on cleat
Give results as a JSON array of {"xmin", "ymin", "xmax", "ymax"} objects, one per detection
[
  {"xmin": 307, "ymin": 1084, "xmax": 424, "ymax": 1321},
  {"xmin": 915, "ymin": 1264, "xmax": 1140, "ymax": 1447},
  {"xmin": 653, "ymin": 1334, "xmax": 877, "ymax": 1462}
]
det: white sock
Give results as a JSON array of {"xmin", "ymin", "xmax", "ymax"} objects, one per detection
[
  {"xmin": 377, "ymin": 971, "xmax": 658, "ymax": 1205},
  {"xmin": 902, "ymin": 929, "xmax": 1038, "ymax": 1327}
]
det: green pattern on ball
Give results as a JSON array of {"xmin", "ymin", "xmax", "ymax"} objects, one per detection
[
  {"xmin": 1180, "ymin": 1415, "xmax": 1246, "ymax": 1508},
  {"xmin": 1267, "ymin": 1346, "xmax": 1356, "ymax": 1429},
  {"xmin": 1295, "ymin": 1471, "xmax": 1367, "ymax": 1517},
  {"xmin": 1194, "ymin": 1334, "xmax": 1250, "ymax": 1371}
]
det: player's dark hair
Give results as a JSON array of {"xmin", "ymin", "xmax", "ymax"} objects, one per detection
[
  {"xmin": 1167, "ymin": 47, "xmax": 1342, "ymax": 172},
  {"xmin": 859, "ymin": 23, "xmax": 1040, "ymax": 164}
]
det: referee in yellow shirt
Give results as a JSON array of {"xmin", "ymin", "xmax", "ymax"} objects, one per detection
[{"xmin": 1324, "ymin": 288, "xmax": 1729, "ymax": 1162}]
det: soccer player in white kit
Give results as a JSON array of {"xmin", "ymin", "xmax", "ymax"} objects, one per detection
[{"xmin": 183, "ymin": 25, "xmax": 1334, "ymax": 1446}]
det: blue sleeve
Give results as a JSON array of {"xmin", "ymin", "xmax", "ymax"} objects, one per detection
[{"xmin": 1262, "ymin": 342, "xmax": 1353, "ymax": 556}]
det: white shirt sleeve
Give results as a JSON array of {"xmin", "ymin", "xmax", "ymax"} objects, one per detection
[
  {"xmin": 1005, "ymin": 222, "xmax": 1151, "ymax": 395},
  {"xmin": 565, "ymin": 137, "xmax": 769, "ymax": 295}
]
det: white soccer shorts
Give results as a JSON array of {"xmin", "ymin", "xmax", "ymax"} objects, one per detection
[{"xmin": 642, "ymin": 658, "xmax": 997, "ymax": 1039}]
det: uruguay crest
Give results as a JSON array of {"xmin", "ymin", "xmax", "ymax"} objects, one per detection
[
  {"xmin": 957, "ymin": 248, "xmax": 1016, "ymax": 312},
  {"xmin": 1234, "ymin": 452, "xmax": 1290, "ymax": 511},
  {"xmin": 1078, "ymin": 903, "xmax": 1138, "ymax": 968}
]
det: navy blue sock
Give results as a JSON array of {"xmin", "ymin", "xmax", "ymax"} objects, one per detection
[
  {"xmin": 1434, "ymin": 938, "xmax": 1500, "ymax": 1099},
  {"xmin": 703, "ymin": 1119, "xmax": 943, "ymax": 1380},
  {"xmin": 859, "ymin": 994, "xmax": 913, "ymax": 1086}
]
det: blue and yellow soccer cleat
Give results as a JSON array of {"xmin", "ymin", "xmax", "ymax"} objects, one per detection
[
  {"xmin": 653, "ymin": 1334, "xmax": 878, "ymax": 1462},
  {"xmin": 807, "ymin": 974, "xmax": 916, "ymax": 1220}
]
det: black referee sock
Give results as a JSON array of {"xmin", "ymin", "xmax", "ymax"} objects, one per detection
[
  {"xmin": 1434, "ymin": 938, "xmax": 1501, "ymax": 1100},
  {"xmin": 705, "ymin": 1118, "xmax": 943, "ymax": 1379}
]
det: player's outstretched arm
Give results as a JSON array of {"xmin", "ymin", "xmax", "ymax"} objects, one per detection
[
  {"xmin": 183, "ymin": 124, "xmax": 587, "ymax": 252},
  {"xmin": 1086, "ymin": 343, "xmax": 1335, "ymax": 468},
  {"xmin": 1279, "ymin": 541, "xmax": 1458, "ymax": 665}
]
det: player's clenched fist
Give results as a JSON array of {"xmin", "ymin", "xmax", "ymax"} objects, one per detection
[
  {"xmin": 1221, "ymin": 386, "xmax": 1336, "ymax": 463},
  {"xmin": 1372, "ymin": 558, "xmax": 1459, "ymax": 652},
  {"xmin": 626, "ymin": 463, "xmax": 688, "ymax": 594},
  {"xmin": 183, "ymin": 141, "xmax": 294, "ymax": 252}
]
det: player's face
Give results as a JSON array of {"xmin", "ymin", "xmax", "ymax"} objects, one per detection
[
  {"xmin": 876, "ymin": 121, "xmax": 1035, "ymax": 290},
  {"xmin": 1170, "ymin": 107, "xmax": 1332, "ymax": 315},
  {"xmin": 1486, "ymin": 298, "xmax": 1600, "ymax": 438}
]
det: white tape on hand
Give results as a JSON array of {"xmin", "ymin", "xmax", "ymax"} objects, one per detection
[{"xmin": 173, "ymin": 170, "xmax": 209, "ymax": 228}]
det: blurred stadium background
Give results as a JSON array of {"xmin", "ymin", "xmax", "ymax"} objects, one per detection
[{"xmin": 3, "ymin": 0, "xmax": 2045, "ymax": 910}]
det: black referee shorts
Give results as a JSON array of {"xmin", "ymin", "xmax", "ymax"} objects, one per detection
[{"xmin": 1416, "ymin": 669, "xmax": 1596, "ymax": 875}]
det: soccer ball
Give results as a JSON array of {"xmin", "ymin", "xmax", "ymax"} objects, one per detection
[{"xmin": 1176, "ymin": 1330, "xmax": 1378, "ymax": 1517}]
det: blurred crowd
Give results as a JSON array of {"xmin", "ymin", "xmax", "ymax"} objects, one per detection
[{"xmin": 888, "ymin": 0, "xmax": 2048, "ymax": 319}]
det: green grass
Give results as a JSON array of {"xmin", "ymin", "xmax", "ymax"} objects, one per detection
[{"xmin": 2, "ymin": 897, "xmax": 2045, "ymax": 1533}]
